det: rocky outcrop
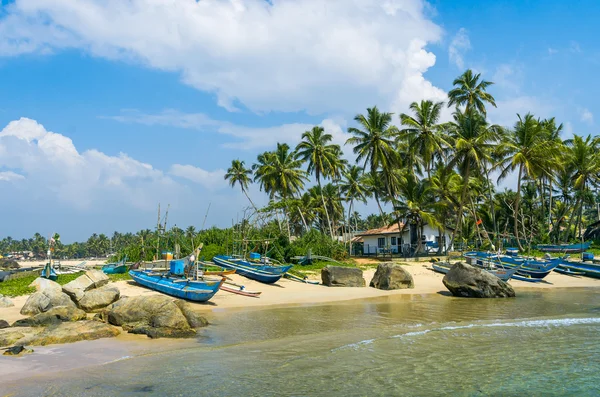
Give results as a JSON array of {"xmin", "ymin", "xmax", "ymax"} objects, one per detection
[
  {"xmin": 174, "ymin": 300, "xmax": 209, "ymax": 328},
  {"xmin": 29, "ymin": 277, "xmax": 62, "ymax": 293},
  {"xmin": 17, "ymin": 321, "xmax": 120, "ymax": 346},
  {"xmin": 20, "ymin": 292, "xmax": 51, "ymax": 315},
  {"xmin": 369, "ymin": 263, "xmax": 414, "ymax": 290},
  {"xmin": 0, "ymin": 294, "xmax": 14, "ymax": 308},
  {"xmin": 103, "ymin": 295, "xmax": 206, "ymax": 338},
  {"xmin": 3, "ymin": 345, "xmax": 34, "ymax": 356},
  {"xmin": 442, "ymin": 262, "xmax": 515, "ymax": 298},
  {"xmin": 0, "ymin": 327, "xmax": 40, "ymax": 347},
  {"xmin": 13, "ymin": 306, "xmax": 87, "ymax": 327},
  {"xmin": 0, "ymin": 320, "xmax": 9, "ymax": 329},
  {"xmin": 0, "ymin": 259, "xmax": 19, "ymax": 269},
  {"xmin": 77, "ymin": 285, "xmax": 120, "ymax": 312},
  {"xmin": 321, "ymin": 266, "xmax": 365, "ymax": 287},
  {"xmin": 62, "ymin": 270, "xmax": 109, "ymax": 302}
]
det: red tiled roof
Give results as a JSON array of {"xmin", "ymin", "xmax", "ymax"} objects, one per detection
[{"xmin": 356, "ymin": 224, "xmax": 404, "ymax": 237}]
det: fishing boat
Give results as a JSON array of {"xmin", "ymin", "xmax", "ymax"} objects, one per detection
[
  {"xmin": 129, "ymin": 270, "xmax": 224, "ymax": 302},
  {"xmin": 537, "ymin": 241, "xmax": 591, "ymax": 253},
  {"xmin": 557, "ymin": 258, "xmax": 600, "ymax": 279},
  {"xmin": 431, "ymin": 261, "xmax": 520, "ymax": 282},
  {"xmin": 464, "ymin": 251, "xmax": 561, "ymax": 280},
  {"xmin": 226, "ymin": 253, "xmax": 293, "ymax": 275},
  {"xmin": 102, "ymin": 257, "xmax": 129, "ymax": 274},
  {"xmin": 212, "ymin": 255, "xmax": 289, "ymax": 284},
  {"xmin": 41, "ymin": 262, "xmax": 57, "ymax": 281}
]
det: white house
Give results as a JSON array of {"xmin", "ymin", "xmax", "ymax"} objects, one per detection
[{"xmin": 355, "ymin": 223, "xmax": 452, "ymax": 256}]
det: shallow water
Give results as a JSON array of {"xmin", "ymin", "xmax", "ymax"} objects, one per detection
[{"xmin": 4, "ymin": 288, "xmax": 600, "ymax": 396}]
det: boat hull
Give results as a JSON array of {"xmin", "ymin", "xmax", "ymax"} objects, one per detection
[
  {"xmin": 465, "ymin": 252, "xmax": 560, "ymax": 279},
  {"xmin": 537, "ymin": 241, "xmax": 591, "ymax": 253},
  {"xmin": 212, "ymin": 256, "xmax": 285, "ymax": 284},
  {"xmin": 129, "ymin": 270, "xmax": 222, "ymax": 302},
  {"xmin": 102, "ymin": 264, "xmax": 129, "ymax": 274},
  {"xmin": 432, "ymin": 262, "xmax": 517, "ymax": 282},
  {"xmin": 558, "ymin": 260, "xmax": 600, "ymax": 279}
]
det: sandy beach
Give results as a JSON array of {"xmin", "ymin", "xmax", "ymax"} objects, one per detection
[{"xmin": 2, "ymin": 259, "xmax": 600, "ymax": 325}]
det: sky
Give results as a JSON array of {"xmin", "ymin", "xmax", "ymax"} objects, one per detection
[{"xmin": 0, "ymin": 0, "xmax": 599, "ymax": 242}]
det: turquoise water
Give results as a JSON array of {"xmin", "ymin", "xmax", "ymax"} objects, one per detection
[{"xmin": 4, "ymin": 289, "xmax": 600, "ymax": 396}]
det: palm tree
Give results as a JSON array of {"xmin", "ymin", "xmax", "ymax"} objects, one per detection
[
  {"xmin": 225, "ymin": 159, "xmax": 258, "ymax": 211},
  {"xmin": 448, "ymin": 69, "xmax": 497, "ymax": 116},
  {"xmin": 447, "ymin": 109, "xmax": 501, "ymax": 247},
  {"xmin": 346, "ymin": 106, "xmax": 398, "ymax": 178},
  {"xmin": 296, "ymin": 126, "xmax": 343, "ymax": 238},
  {"xmin": 495, "ymin": 114, "xmax": 561, "ymax": 250},
  {"xmin": 399, "ymin": 100, "xmax": 448, "ymax": 180}
]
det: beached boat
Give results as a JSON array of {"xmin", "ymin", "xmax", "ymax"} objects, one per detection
[
  {"xmin": 557, "ymin": 259, "xmax": 600, "ymax": 279},
  {"xmin": 129, "ymin": 270, "xmax": 224, "ymax": 302},
  {"xmin": 102, "ymin": 258, "xmax": 129, "ymax": 274},
  {"xmin": 41, "ymin": 262, "xmax": 57, "ymax": 281},
  {"xmin": 464, "ymin": 252, "xmax": 561, "ymax": 279},
  {"xmin": 537, "ymin": 241, "xmax": 591, "ymax": 253},
  {"xmin": 212, "ymin": 255, "xmax": 289, "ymax": 284},
  {"xmin": 431, "ymin": 261, "xmax": 519, "ymax": 282},
  {"xmin": 226, "ymin": 254, "xmax": 292, "ymax": 275}
]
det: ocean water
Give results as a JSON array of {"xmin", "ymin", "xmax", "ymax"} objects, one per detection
[{"xmin": 4, "ymin": 289, "xmax": 600, "ymax": 396}]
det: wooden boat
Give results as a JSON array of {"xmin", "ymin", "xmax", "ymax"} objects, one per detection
[
  {"xmin": 465, "ymin": 252, "xmax": 560, "ymax": 279},
  {"xmin": 41, "ymin": 262, "xmax": 57, "ymax": 281},
  {"xmin": 225, "ymin": 255, "xmax": 292, "ymax": 275},
  {"xmin": 537, "ymin": 241, "xmax": 591, "ymax": 253},
  {"xmin": 212, "ymin": 255, "xmax": 289, "ymax": 284},
  {"xmin": 431, "ymin": 261, "xmax": 519, "ymax": 282},
  {"xmin": 283, "ymin": 273, "xmax": 320, "ymax": 284},
  {"xmin": 102, "ymin": 258, "xmax": 129, "ymax": 274},
  {"xmin": 129, "ymin": 270, "xmax": 223, "ymax": 302},
  {"xmin": 557, "ymin": 259, "xmax": 600, "ymax": 279}
]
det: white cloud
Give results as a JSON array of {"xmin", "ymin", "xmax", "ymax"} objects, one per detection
[
  {"xmin": 0, "ymin": 0, "xmax": 444, "ymax": 115},
  {"xmin": 548, "ymin": 47, "xmax": 558, "ymax": 55},
  {"xmin": 492, "ymin": 64, "xmax": 523, "ymax": 94},
  {"xmin": 107, "ymin": 109, "xmax": 353, "ymax": 151},
  {"xmin": 0, "ymin": 118, "xmax": 223, "ymax": 210},
  {"xmin": 580, "ymin": 108, "xmax": 594, "ymax": 124},
  {"xmin": 488, "ymin": 96, "xmax": 554, "ymax": 128},
  {"xmin": 448, "ymin": 28, "xmax": 471, "ymax": 69},
  {"xmin": 169, "ymin": 164, "xmax": 225, "ymax": 191}
]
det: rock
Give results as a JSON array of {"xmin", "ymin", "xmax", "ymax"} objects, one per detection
[
  {"xmin": 43, "ymin": 288, "xmax": 77, "ymax": 309},
  {"xmin": 0, "ymin": 320, "xmax": 9, "ymax": 329},
  {"xmin": 0, "ymin": 294, "xmax": 14, "ymax": 308},
  {"xmin": 105, "ymin": 296, "xmax": 196, "ymax": 338},
  {"xmin": 18, "ymin": 321, "xmax": 120, "ymax": 346},
  {"xmin": 369, "ymin": 263, "xmax": 415, "ymax": 290},
  {"xmin": 85, "ymin": 270, "xmax": 110, "ymax": 289},
  {"xmin": 321, "ymin": 266, "xmax": 365, "ymax": 287},
  {"xmin": 0, "ymin": 259, "xmax": 19, "ymax": 269},
  {"xmin": 3, "ymin": 345, "xmax": 33, "ymax": 356},
  {"xmin": 174, "ymin": 300, "xmax": 209, "ymax": 328},
  {"xmin": 20, "ymin": 292, "xmax": 52, "ymax": 315},
  {"xmin": 0, "ymin": 327, "xmax": 40, "ymax": 347},
  {"xmin": 62, "ymin": 274, "xmax": 94, "ymax": 302},
  {"xmin": 442, "ymin": 262, "xmax": 516, "ymax": 298},
  {"xmin": 29, "ymin": 277, "xmax": 62, "ymax": 293},
  {"xmin": 13, "ymin": 306, "xmax": 87, "ymax": 327},
  {"xmin": 78, "ymin": 285, "xmax": 120, "ymax": 312}
]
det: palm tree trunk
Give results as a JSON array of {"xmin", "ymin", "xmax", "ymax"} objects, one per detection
[
  {"xmin": 483, "ymin": 168, "xmax": 499, "ymax": 247},
  {"xmin": 242, "ymin": 188, "xmax": 259, "ymax": 212},
  {"xmin": 374, "ymin": 192, "xmax": 384, "ymax": 217},
  {"xmin": 347, "ymin": 199, "xmax": 354, "ymax": 256},
  {"xmin": 514, "ymin": 164, "xmax": 524, "ymax": 251},
  {"xmin": 297, "ymin": 208, "xmax": 308, "ymax": 231},
  {"xmin": 548, "ymin": 179, "xmax": 553, "ymax": 237},
  {"xmin": 318, "ymin": 177, "xmax": 334, "ymax": 239},
  {"xmin": 450, "ymin": 164, "xmax": 470, "ymax": 251}
]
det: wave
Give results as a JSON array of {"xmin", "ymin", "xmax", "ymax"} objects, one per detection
[{"xmin": 332, "ymin": 317, "xmax": 600, "ymax": 351}]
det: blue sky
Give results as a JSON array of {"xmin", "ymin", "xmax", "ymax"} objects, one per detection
[{"xmin": 0, "ymin": 0, "xmax": 598, "ymax": 242}]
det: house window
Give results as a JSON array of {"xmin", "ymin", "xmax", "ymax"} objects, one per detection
[
  {"xmin": 377, "ymin": 237, "xmax": 385, "ymax": 248},
  {"xmin": 391, "ymin": 237, "xmax": 397, "ymax": 246}
]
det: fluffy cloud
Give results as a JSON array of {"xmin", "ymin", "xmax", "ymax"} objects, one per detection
[
  {"xmin": 580, "ymin": 108, "xmax": 594, "ymax": 124},
  {"xmin": 0, "ymin": 0, "xmax": 444, "ymax": 114},
  {"xmin": 448, "ymin": 28, "xmax": 470, "ymax": 69},
  {"xmin": 107, "ymin": 109, "xmax": 353, "ymax": 151},
  {"xmin": 0, "ymin": 118, "xmax": 224, "ymax": 210},
  {"xmin": 169, "ymin": 164, "xmax": 225, "ymax": 190}
]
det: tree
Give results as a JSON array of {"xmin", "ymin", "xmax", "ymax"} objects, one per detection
[
  {"xmin": 496, "ymin": 114, "xmax": 561, "ymax": 250},
  {"xmin": 296, "ymin": 126, "xmax": 343, "ymax": 238},
  {"xmin": 225, "ymin": 159, "xmax": 258, "ymax": 211},
  {"xmin": 448, "ymin": 69, "xmax": 497, "ymax": 116}
]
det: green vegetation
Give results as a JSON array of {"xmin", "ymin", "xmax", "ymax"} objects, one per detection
[
  {"xmin": 3, "ymin": 69, "xmax": 600, "ymax": 259},
  {"xmin": 0, "ymin": 272, "xmax": 82, "ymax": 297}
]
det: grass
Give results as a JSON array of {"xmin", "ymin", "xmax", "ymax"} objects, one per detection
[{"xmin": 0, "ymin": 270, "xmax": 132, "ymax": 297}]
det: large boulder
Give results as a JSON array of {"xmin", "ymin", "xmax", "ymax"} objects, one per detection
[
  {"xmin": 0, "ymin": 259, "xmax": 19, "ymax": 269},
  {"xmin": 17, "ymin": 320, "xmax": 120, "ymax": 346},
  {"xmin": 321, "ymin": 266, "xmax": 365, "ymax": 287},
  {"xmin": 442, "ymin": 262, "xmax": 516, "ymax": 298},
  {"xmin": 0, "ymin": 320, "xmax": 9, "ymax": 329},
  {"xmin": 0, "ymin": 327, "xmax": 40, "ymax": 347},
  {"xmin": 0, "ymin": 294, "xmax": 14, "ymax": 308},
  {"xmin": 369, "ymin": 263, "xmax": 414, "ymax": 290},
  {"xmin": 77, "ymin": 285, "xmax": 120, "ymax": 312},
  {"xmin": 62, "ymin": 275, "xmax": 94, "ymax": 302},
  {"xmin": 13, "ymin": 306, "xmax": 87, "ymax": 327},
  {"xmin": 85, "ymin": 270, "xmax": 110, "ymax": 289},
  {"xmin": 173, "ymin": 300, "xmax": 209, "ymax": 328},
  {"xmin": 20, "ymin": 288, "xmax": 76, "ymax": 316},
  {"xmin": 103, "ymin": 296, "xmax": 200, "ymax": 338},
  {"xmin": 29, "ymin": 277, "xmax": 62, "ymax": 293}
]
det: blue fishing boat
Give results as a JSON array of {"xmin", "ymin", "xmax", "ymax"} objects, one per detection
[
  {"xmin": 41, "ymin": 262, "xmax": 57, "ymax": 281},
  {"xmin": 464, "ymin": 252, "xmax": 560, "ymax": 279},
  {"xmin": 102, "ymin": 257, "xmax": 129, "ymax": 274},
  {"xmin": 537, "ymin": 241, "xmax": 591, "ymax": 253},
  {"xmin": 212, "ymin": 255, "xmax": 289, "ymax": 284},
  {"xmin": 431, "ymin": 261, "xmax": 520, "ymax": 282},
  {"xmin": 557, "ymin": 258, "xmax": 600, "ymax": 279},
  {"xmin": 129, "ymin": 270, "xmax": 223, "ymax": 302},
  {"xmin": 225, "ymin": 254, "xmax": 292, "ymax": 275}
]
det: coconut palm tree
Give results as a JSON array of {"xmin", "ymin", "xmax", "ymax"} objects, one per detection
[
  {"xmin": 447, "ymin": 109, "xmax": 501, "ymax": 247},
  {"xmin": 295, "ymin": 126, "xmax": 343, "ymax": 238},
  {"xmin": 399, "ymin": 100, "xmax": 448, "ymax": 180},
  {"xmin": 448, "ymin": 69, "xmax": 497, "ymax": 116},
  {"xmin": 225, "ymin": 159, "xmax": 258, "ymax": 211},
  {"xmin": 495, "ymin": 113, "xmax": 561, "ymax": 250}
]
